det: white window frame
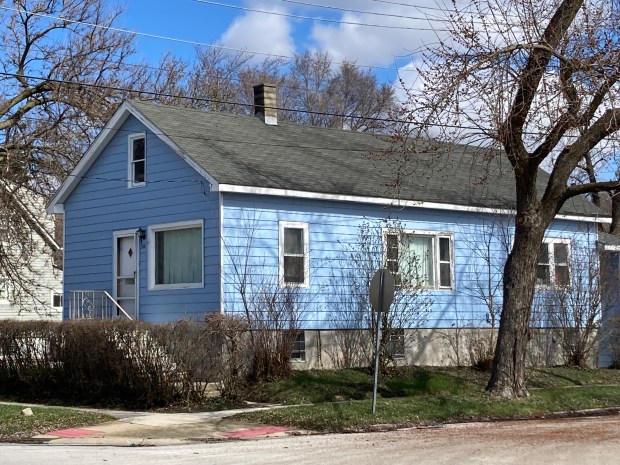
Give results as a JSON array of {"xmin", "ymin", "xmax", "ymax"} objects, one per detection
[
  {"xmin": 387, "ymin": 328, "xmax": 405, "ymax": 359},
  {"xmin": 279, "ymin": 221, "xmax": 310, "ymax": 288},
  {"xmin": 148, "ymin": 219, "xmax": 204, "ymax": 290},
  {"xmin": 291, "ymin": 330, "xmax": 306, "ymax": 362},
  {"xmin": 383, "ymin": 229, "xmax": 454, "ymax": 290},
  {"xmin": 51, "ymin": 291, "xmax": 63, "ymax": 310},
  {"xmin": 537, "ymin": 238, "xmax": 571, "ymax": 289},
  {"xmin": 128, "ymin": 133, "xmax": 146, "ymax": 188}
]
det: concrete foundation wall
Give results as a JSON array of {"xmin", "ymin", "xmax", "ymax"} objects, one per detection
[{"xmin": 292, "ymin": 328, "xmax": 597, "ymax": 370}]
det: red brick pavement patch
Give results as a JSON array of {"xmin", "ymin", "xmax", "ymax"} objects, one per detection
[
  {"xmin": 221, "ymin": 426, "xmax": 290, "ymax": 439},
  {"xmin": 47, "ymin": 427, "xmax": 103, "ymax": 438}
]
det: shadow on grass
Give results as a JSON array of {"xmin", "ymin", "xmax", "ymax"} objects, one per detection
[{"xmin": 528, "ymin": 368, "xmax": 585, "ymax": 388}]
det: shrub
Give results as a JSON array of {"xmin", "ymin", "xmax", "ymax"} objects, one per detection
[{"xmin": 0, "ymin": 319, "xmax": 222, "ymax": 408}]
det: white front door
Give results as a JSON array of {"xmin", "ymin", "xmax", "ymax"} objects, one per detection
[{"xmin": 114, "ymin": 233, "xmax": 138, "ymax": 319}]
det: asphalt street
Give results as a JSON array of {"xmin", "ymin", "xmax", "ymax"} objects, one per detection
[{"xmin": 2, "ymin": 415, "xmax": 619, "ymax": 465}]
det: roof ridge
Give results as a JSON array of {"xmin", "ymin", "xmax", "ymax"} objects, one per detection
[{"xmin": 126, "ymin": 98, "xmax": 395, "ymax": 139}]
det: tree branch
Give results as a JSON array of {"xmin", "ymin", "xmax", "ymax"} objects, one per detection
[
  {"xmin": 564, "ymin": 180, "xmax": 620, "ymax": 199},
  {"xmin": 500, "ymin": 0, "xmax": 584, "ymax": 162}
]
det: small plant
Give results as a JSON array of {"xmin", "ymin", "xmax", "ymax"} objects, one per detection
[{"xmin": 205, "ymin": 313, "xmax": 251, "ymax": 400}]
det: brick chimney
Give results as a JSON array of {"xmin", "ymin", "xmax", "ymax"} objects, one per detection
[{"xmin": 253, "ymin": 83, "xmax": 277, "ymax": 125}]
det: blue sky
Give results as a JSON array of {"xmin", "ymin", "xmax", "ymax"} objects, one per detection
[{"xmin": 119, "ymin": 0, "xmax": 451, "ymax": 95}]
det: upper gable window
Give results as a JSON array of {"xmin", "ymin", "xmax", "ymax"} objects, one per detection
[{"xmin": 128, "ymin": 133, "xmax": 146, "ymax": 188}]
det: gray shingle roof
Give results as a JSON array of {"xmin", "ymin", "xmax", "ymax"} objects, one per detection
[
  {"xmin": 129, "ymin": 100, "xmax": 603, "ymax": 219},
  {"xmin": 599, "ymin": 232, "xmax": 620, "ymax": 248}
]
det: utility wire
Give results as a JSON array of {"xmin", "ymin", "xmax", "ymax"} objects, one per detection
[
  {"xmin": 192, "ymin": 0, "xmax": 449, "ymax": 31},
  {"xmin": 0, "ymin": 70, "xmax": 420, "ymax": 126},
  {"xmin": 0, "ymin": 42, "xmax": 412, "ymax": 96},
  {"xmin": 278, "ymin": 0, "xmax": 443, "ymax": 22},
  {"xmin": 0, "ymin": 5, "xmax": 425, "ymax": 73},
  {"xmin": 363, "ymin": 0, "xmax": 449, "ymax": 12},
  {"xmin": 3, "ymin": 67, "xmax": 617, "ymax": 143}
]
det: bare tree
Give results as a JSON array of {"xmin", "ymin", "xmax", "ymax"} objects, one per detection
[
  {"xmin": 399, "ymin": 0, "xmax": 620, "ymax": 397},
  {"xmin": 153, "ymin": 48, "xmax": 397, "ymax": 132},
  {"xmin": 326, "ymin": 220, "xmax": 432, "ymax": 372},
  {"xmin": 0, "ymin": 0, "xmax": 140, "ymax": 310},
  {"xmin": 461, "ymin": 213, "xmax": 514, "ymax": 361},
  {"xmin": 222, "ymin": 211, "xmax": 312, "ymax": 380},
  {"xmin": 284, "ymin": 51, "xmax": 396, "ymax": 132},
  {"xmin": 532, "ymin": 238, "xmax": 602, "ymax": 367}
]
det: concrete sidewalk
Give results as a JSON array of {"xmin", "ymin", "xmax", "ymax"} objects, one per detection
[{"xmin": 14, "ymin": 404, "xmax": 305, "ymax": 446}]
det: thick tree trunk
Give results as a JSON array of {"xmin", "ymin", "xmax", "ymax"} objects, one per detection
[{"xmin": 486, "ymin": 215, "xmax": 546, "ymax": 398}]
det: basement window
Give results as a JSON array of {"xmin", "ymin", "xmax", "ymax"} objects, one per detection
[
  {"xmin": 387, "ymin": 328, "xmax": 405, "ymax": 359},
  {"xmin": 291, "ymin": 331, "xmax": 306, "ymax": 362},
  {"xmin": 51, "ymin": 291, "xmax": 63, "ymax": 310},
  {"xmin": 0, "ymin": 277, "xmax": 9, "ymax": 302}
]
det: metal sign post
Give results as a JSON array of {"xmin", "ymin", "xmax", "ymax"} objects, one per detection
[{"xmin": 369, "ymin": 268, "xmax": 395, "ymax": 415}]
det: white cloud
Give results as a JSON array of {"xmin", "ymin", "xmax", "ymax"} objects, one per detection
[
  {"xmin": 308, "ymin": 1, "xmax": 450, "ymax": 68},
  {"xmin": 392, "ymin": 60, "xmax": 422, "ymax": 104},
  {"xmin": 219, "ymin": 5, "xmax": 295, "ymax": 57}
]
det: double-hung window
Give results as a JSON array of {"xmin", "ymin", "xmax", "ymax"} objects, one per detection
[
  {"xmin": 148, "ymin": 220, "xmax": 203, "ymax": 290},
  {"xmin": 537, "ymin": 239, "xmax": 570, "ymax": 287},
  {"xmin": 385, "ymin": 230, "xmax": 453, "ymax": 289},
  {"xmin": 279, "ymin": 221, "xmax": 309, "ymax": 287},
  {"xmin": 128, "ymin": 133, "xmax": 146, "ymax": 188}
]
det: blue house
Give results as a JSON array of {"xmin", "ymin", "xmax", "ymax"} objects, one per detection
[{"xmin": 48, "ymin": 84, "xmax": 606, "ymax": 366}]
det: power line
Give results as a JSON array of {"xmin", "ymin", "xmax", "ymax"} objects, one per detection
[
  {"xmin": 192, "ymin": 0, "xmax": 449, "ymax": 31},
  {"xmin": 0, "ymin": 70, "xmax": 418, "ymax": 126},
  {"xmin": 2, "ymin": 73, "xmax": 618, "ymax": 143},
  {"xmin": 0, "ymin": 5, "xmax": 424, "ymax": 73},
  {"xmin": 278, "ymin": 0, "xmax": 444, "ymax": 22},
  {"xmin": 0, "ymin": 41, "xmax": 410, "ymax": 97},
  {"xmin": 364, "ymin": 0, "xmax": 449, "ymax": 12}
]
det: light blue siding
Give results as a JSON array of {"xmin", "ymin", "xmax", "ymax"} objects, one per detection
[
  {"xmin": 63, "ymin": 115, "xmax": 220, "ymax": 322},
  {"xmin": 61, "ymin": 114, "xmax": 599, "ymax": 328},
  {"xmin": 220, "ymin": 193, "xmax": 598, "ymax": 330}
]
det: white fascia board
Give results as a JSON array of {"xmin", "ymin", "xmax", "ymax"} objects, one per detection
[
  {"xmin": 49, "ymin": 203, "xmax": 64, "ymax": 214},
  {"xmin": 47, "ymin": 101, "xmax": 219, "ymax": 214},
  {"xmin": 601, "ymin": 242, "xmax": 620, "ymax": 251},
  {"xmin": 556, "ymin": 214, "xmax": 610, "ymax": 224},
  {"xmin": 47, "ymin": 101, "xmax": 134, "ymax": 214},
  {"xmin": 218, "ymin": 184, "xmax": 609, "ymax": 224}
]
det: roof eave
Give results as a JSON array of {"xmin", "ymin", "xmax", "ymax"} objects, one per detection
[
  {"xmin": 218, "ymin": 184, "xmax": 609, "ymax": 223},
  {"xmin": 47, "ymin": 101, "xmax": 135, "ymax": 214}
]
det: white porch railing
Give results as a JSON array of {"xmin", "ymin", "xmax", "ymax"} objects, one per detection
[{"xmin": 69, "ymin": 290, "xmax": 133, "ymax": 320}]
